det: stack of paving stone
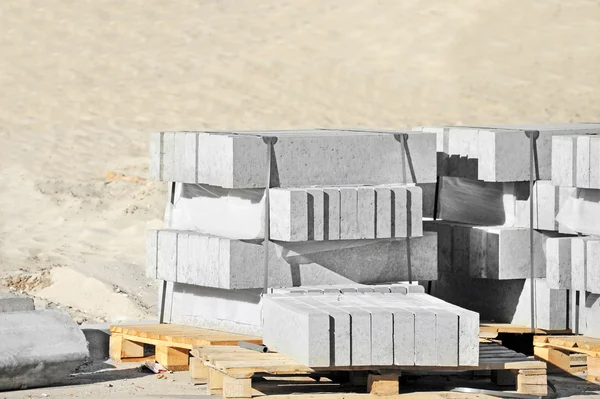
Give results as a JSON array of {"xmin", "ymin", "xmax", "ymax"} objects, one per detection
[
  {"xmin": 414, "ymin": 124, "xmax": 600, "ymax": 330},
  {"xmin": 543, "ymin": 133, "xmax": 600, "ymax": 337},
  {"xmin": 146, "ymin": 129, "xmax": 439, "ymax": 336},
  {"xmin": 263, "ymin": 283, "xmax": 479, "ymax": 367}
]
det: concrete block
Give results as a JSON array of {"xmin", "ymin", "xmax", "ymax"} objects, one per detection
[
  {"xmin": 342, "ymin": 295, "xmax": 393, "ymax": 366},
  {"xmin": 151, "ymin": 230, "xmax": 438, "ymax": 289},
  {"xmin": 340, "ymin": 188, "xmax": 359, "ymax": 240},
  {"xmin": 160, "ymin": 130, "xmax": 437, "ymax": 186},
  {"xmin": 315, "ymin": 294, "xmax": 371, "ymax": 366},
  {"xmin": 183, "ymin": 132, "xmax": 198, "ymax": 183},
  {"xmin": 161, "ymin": 132, "xmax": 176, "ymax": 182},
  {"xmin": 323, "ymin": 188, "xmax": 341, "ymax": 240},
  {"xmin": 407, "ymin": 186, "xmax": 423, "ymax": 237},
  {"xmin": 166, "ymin": 283, "xmax": 262, "ymax": 336},
  {"xmin": 375, "ymin": 187, "xmax": 393, "ymax": 238},
  {"xmin": 157, "ymin": 230, "xmax": 177, "ymax": 282},
  {"xmin": 262, "ymin": 295, "xmax": 330, "ymax": 367},
  {"xmin": 469, "ymin": 227, "xmax": 562, "ymax": 280},
  {"xmin": 535, "ymin": 181, "xmax": 560, "ymax": 231},
  {"xmin": 0, "ymin": 310, "xmax": 89, "ymax": 391},
  {"xmin": 588, "ymin": 241, "xmax": 600, "ymax": 294},
  {"xmin": 357, "ymin": 188, "xmax": 376, "ymax": 239},
  {"xmin": 270, "ymin": 189, "xmax": 309, "ymax": 241},
  {"xmin": 583, "ymin": 293, "xmax": 600, "ymax": 338},
  {"xmin": 299, "ymin": 296, "xmax": 351, "ymax": 366},
  {"xmin": 571, "ymin": 237, "xmax": 591, "ymax": 291},
  {"xmin": 552, "ymin": 135, "xmax": 577, "ymax": 187},
  {"xmin": 417, "ymin": 294, "xmax": 479, "ymax": 366},
  {"xmin": 80, "ymin": 324, "xmax": 110, "ymax": 360},
  {"xmin": 432, "ymin": 275, "xmax": 568, "ymax": 330},
  {"xmin": 546, "ymin": 237, "xmax": 572, "ymax": 289},
  {"xmin": 393, "ymin": 186, "xmax": 409, "ymax": 237},
  {"xmin": 149, "ymin": 132, "xmax": 163, "ymax": 180},
  {"xmin": 0, "ymin": 293, "xmax": 35, "ymax": 313},
  {"xmin": 146, "ymin": 229, "xmax": 159, "ymax": 279},
  {"xmin": 577, "ymin": 136, "xmax": 591, "ymax": 188},
  {"xmin": 557, "ymin": 186, "xmax": 578, "ymax": 234},
  {"xmin": 307, "ymin": 189, "xmax": 325, "ymax": 241},
  {"xmin": 591, "ymin": 137, "xmax": 600, "ymax": 189}
]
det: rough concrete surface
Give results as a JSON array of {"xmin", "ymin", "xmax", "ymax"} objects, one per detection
[{"xmin": 0, "ymin": 309, "xmax": 90, "ymax": 391}]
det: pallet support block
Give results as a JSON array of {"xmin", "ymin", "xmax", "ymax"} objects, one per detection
[
  {"xmin": 189, "ymin": 356, "xmax": 209, "ymax": 381},
  {"xmin": 534, "ymin": 346, "xmax": 586, "ymax": 374},
  {"xmin": 109, "ymin": 335, "xmax": 145, "ymax": 361},
  {"xmin": 222, "ymin": 374, "xmax": 253, "ymax": 399},
  {"xmin": 367, "ymin": 373, "xmax": 400, "ymax": 396},
  {"xmin": 155, "ymin": 346, "xmax": 189, "ymax": 371},
  {"xmin": 208, "ymin": 367, "xmax": 224, "ymax": 394},
  {"xmin": 517, "ymin": 369, "xmax": 548, "ymax": 396}
]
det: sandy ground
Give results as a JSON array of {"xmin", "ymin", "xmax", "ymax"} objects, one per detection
[{"xmin": 0, "ymin": 0, "xmax": 599, "ymax": 396}]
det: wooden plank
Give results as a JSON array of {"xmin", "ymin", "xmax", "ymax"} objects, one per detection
[
  {"xmin": 155, "ymin": 345, "xmax": 189, "ymax": 371},
  {"xmin": 248, "ymin": 393, "xmax": 499, "ymax": 399},
  {"xmin": 367, "ymin": 374, "xmax": 400, "ymax": 396},
  {"xmin": 480, "ymin": 323, "xmax": 570, "ymax": 335},
  {"xmin": 534, "ymin": 341, "xmax": 600, "ymax": 357},
  {"xmin": 588, "ymin": 356, "xmax": 600, "ymax": 378},
  {"xmin": 534, "ymin": 347, "xmax": 586, "ymax": 374},
  {"xmin": 517, "ymin": 371, "xmax": 548, "ymax": 396},
  {"xmin": 223, "ymin": 374, "xmax": 252, "ymax": 399}
]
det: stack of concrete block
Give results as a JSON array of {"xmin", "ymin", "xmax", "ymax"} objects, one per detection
[
  {"xmin": 262, "ymin": 283, "xmax": 479, "ymax": 367},
  {"xmin": 542, "ymin": 134, "xmax": 600, "ymax": 337},
  {"xmin": 147, "ymin": 129, "xmax": 439, "ymax": 335},
  {"xmin": 416, "ymin": 124, "xmax": 600, "ymax": 330}
]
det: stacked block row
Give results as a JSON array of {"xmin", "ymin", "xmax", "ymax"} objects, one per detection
[
  {"xmin": 545, "ymin": 236, "xmax": 600, "ymax": 293},
  {"xmin": 414, "ymin": 124, "xmax": 600, "ymax": 182},
  {"xmin": 168, "ymin": 183, "xmax": 423, "ymax": 241},
  {"xmin": 420, "ymin": 177, "xmax": 576, "ymax": 231},
  {"xmin": 150, "ymin": 130, "xmax": 437, "ymax": 187},
  {"xmin": 262, "ymin": 284, "xmax": 479, "ymax": 367},
  {"xmin": 552, "ymin": 134, "xmax": 600, "ymax": 189},
  {"xmin": 147, "ymin": 229, "xmax": 438, "ymax": 289}
]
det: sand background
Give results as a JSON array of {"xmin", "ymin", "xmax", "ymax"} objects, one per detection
[{"xmin": 0, "ymin": 0, "xmax": 599, "ymax": 323}]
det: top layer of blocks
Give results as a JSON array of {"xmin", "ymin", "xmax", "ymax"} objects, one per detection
[
  {"xmin": 149, "ymin": 130, "xmax": 437, "ymax": 188},
  {"xmin": 414, "ymin": 124, "xmax": 600, "ymax": 182}
]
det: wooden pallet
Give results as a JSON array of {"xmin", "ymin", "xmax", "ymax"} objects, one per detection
[
  {"xmin": 534, "ymin": 335, "xmax": 600, "ymax": 382},
  {"xmin": 479, "ymin": 323, "xmax": 571, "ymax": 339},
  {"xmin": 190, "ymin": 342, "xmax": 547, "ymax": 398},
  {"xmin": 109, "ymin": 324, "xmax": 262, "ymax": 371}
]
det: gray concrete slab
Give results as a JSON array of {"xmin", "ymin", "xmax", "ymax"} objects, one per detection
[
  {"xmin": 0, "ymin": 293, "xmax": 34, "ymax": 313},
  {"xmin": 0, "ymin": 310, "xmax": 89, "ymax": 391}
]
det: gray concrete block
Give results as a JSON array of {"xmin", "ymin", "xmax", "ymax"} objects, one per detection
[
  {"xmin": 393, "ymin": 186, "xmax": 408, "ymax": 237},
  {"xmin": 583, "ymin": 293, "xmax": 600, "ymax": 338},
  {"xmin": 270, "ymin": 189, "xmax": 309, "ymax": 241},
  {"xmin": 183, "ymin": 132, "xmax": 198, "ymax": 183},
  {"xmin": 432, "ymin": 275, "xmax": 568, "ymax": 330},
  {"xmin": 307, "ymin": 189, "xmax": 325, "ymax": 241},
  {"xmin": 161, "ymin": 132, "xmax": 176, "ymax": 182},
  {"xmin": 0, "ymin": 310, "xmax": 89, "ymax": 391},
  {"xmin": 152, "ymin": 230, "xmax": 438, "ymax": 289},
  {"xmin": 552, "ymin": 135, "xmax": 577, "ymax": 187},
  {"xmin": 546, "ymin": 237, "xmax": 572, "ymax": 289},
  {"xmin": 80, "ymin": 324, "xmax": 110, "ymax": 361},
  {"xmin": 166, "ymin": 283, "xmax": 262, "ymax": 336},
  {"xmin": 587, "ymin": 241, "xmax": 600, "ymax": 294},
  {"xmin": 576, "ymin": 136, "xmax": 591, "ymax": 188},
  {"xmin": 262, "ymin": 295, "xmax": 330, "ymax": 367},
  {"xmin": 297, "ymin": 296, "xmax": 351, "ymax": 366},
  {"xmin": 357, "ymin": 188, "xmax": 376, "ymax": 239},
  {"xmin": 342, "ymin": 295, "xmax": 393, "ymax": 366},
  {"xmin": 571, "ymin": 237, "xmax": 591, "ymax": 291},
  {"xmin": 315, "ymin": 294, "xmax": 371, "ymax": 366},
  {"xmin": 340, "ymin": 188, "xmax": 359, "ymax": 240},
  {"xmin": 323, "ymin": 188, "xmax": 341, "ymax": 240},
  {"xmin": 591, "ymin": 137, "xmax": 600, "ymax": 189},
  {"xmin": 146, "ymin": 230, "xmax": 159, "ymax": 279},
  {"xmin": 375, "ymin": 187, "xmax": 393, "ymax": 238},
  {"xmin": 160, "ymin": 130, "xmax": 437, "ymax": 186},
  {"xmin": 0, "ymin": 293, "xmax": 34, "ymax": 313},
  {"xmin": 416, "ymin": 294, "xmax": 479, "ymax": 366},
  {"xmin": 157, "ymin": 230, "xmax": 177, "ymax": 282}
]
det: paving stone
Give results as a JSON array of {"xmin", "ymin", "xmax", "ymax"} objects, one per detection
[
  {"xmin": 149, "ymin": 132, "xmax": 163, "ymax": 180},
  {"xmin": 340, "ymin": 188, "xmax": 359, "ymax": 240},
  {"xmin": 306, "ymin": 189, "xmax": 325, "ymax": 241},
  {"xmin": 161, "ymin": 132, "xmax": 176, "ymax": 182},
  {"xmin": 552, "ymin": 135, "xmax": 578, "ymax": 187},
  {"xmin": 571, "ymin": 237, "xmax": 592, "ymax": 291},
  {"xmin": 270, "ymin": 189, "xmax": 309, "ymax": 241},
  {"xmin": 375, "ymin": 187, "xmax": 392, "ymax": 238},
  {"xmin": 323, "ymin": 188, "xmax": 341, "ymax": 240},
  {"xmin": 591, "ymin": 137, "xmax": 600, "ymax": 189},
  {"xmin": 357, "ymin": 188, "xmax": 376, "ymax": 239}
]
